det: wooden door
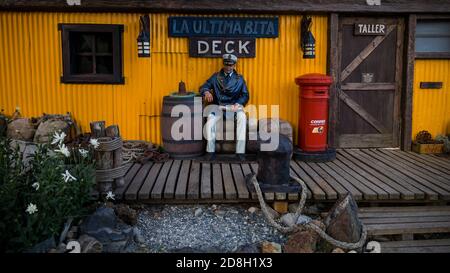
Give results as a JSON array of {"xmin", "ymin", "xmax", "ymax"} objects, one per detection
[{"xmin": 335, "ymin": 17, "xmax": 404, "ymax": 148}]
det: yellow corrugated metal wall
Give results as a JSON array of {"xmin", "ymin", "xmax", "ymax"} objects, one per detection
[
  {"xmin": 412, "ymin": 60, "xmax": 450, "ymax": 139},
  {"xmin": 0, "ymin": 12, "xmax": 327, "ymax": 144}
]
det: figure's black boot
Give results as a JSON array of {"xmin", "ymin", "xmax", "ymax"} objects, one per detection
[
  {"xmin": 235, "ymin": 153, "xmax": 246, "ymax": 161},
  {"xmin": 205, "ymin": 152, "xmax": 216, "ymax": 161}
]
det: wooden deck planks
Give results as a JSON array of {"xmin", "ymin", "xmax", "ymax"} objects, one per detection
[
  {"xmin": 201, "ymin": 163, "xmax": 212, "ymax": 199},
  {"xmin": 336, "ymin": 151, "xmax": 403, "ymax": 199},
  {"xmin": 295, "ymin": 161, "xmax": 338, "ymax": 199},
  {"xmin": 231, "ymin": 164, "xmax": 250, "ymax": 199},
  {"xmin": 357, "ymin": 149, "xmax": 439, "ymax": 200},
  {"xmin": 212, "ymin": 163, "xmax": 224, "ymax": 199},
  {"xmin": 377, "ymin": 149, "xmax": 450, "ymax": 186},
  {"xmin": 290, "ymin": 161, "xmax": 322, "ymax": 200},
  {"xmin": 164, "ymin": 160, "xmax": 182, "ymax": 199},
  {"xmin": 151, "ymin": 160, "xmax": 173, "ymax": 199},
  {"xmin": 403, "ymin": 151, "xmax": 450, "ymax": 175},
  {"xmin": 370, "ymin": 149, "xmax": 450, "ymax": 199},
  {"xmin": 339, "ymin": 150, "xmax": 419, "ymax": 200},
  {"xmin": 187, "ymin": 161, "xmax": 201, "ymax": 199},
  {"xmin": 115, "ymin": 163, "xmax": 139, "ymax": 200},
  {"xmin": 329, "ymin": 158, "xmax": 389, "ymax": 200},
  {"xmin": 138, "ymin": 162, "xmax": 163, "ymax": 200},
  {"xmin": 306, "ymin": 162, "xmax": 355, "ymax": 199},
  {"xmin": 385, "ymin": 149, "xmax": 450, "ymax": 179},
  {"xmin": 175, "ymin": 160, "xmax": 191, "ymax": 199},
  {"xmin": 221, "ymin": 163, "xmax": 237, "ymax": 199},
  {"xmin": 114, "ymin": 149, "xmax": 450, "ymax": 203},
  {"xmin": 125, "ymin": 162, "xmax": 152, "ymax": 200}
]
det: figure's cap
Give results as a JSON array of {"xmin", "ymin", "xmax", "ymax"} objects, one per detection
[{"xmin": 223, "ymin": 54, "xmax": 237, "ymax": 65}]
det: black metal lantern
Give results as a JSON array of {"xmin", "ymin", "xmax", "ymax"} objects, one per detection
[
  {"xmin": 301, "ymin": 16, "xmax": 315, "ymax": 59},
  {"xmin": 137, "ymin": 15, "xmax": 150, "ymax": 57}
]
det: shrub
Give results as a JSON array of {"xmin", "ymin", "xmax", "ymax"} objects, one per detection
[{"xmin": 0, "ymin": 133, "xmax": 96, "ymax": 252}]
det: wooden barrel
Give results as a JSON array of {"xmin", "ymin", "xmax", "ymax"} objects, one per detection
[{"xmin": 161, "ymin": 94, "xmax": 205, "ymax": 158}]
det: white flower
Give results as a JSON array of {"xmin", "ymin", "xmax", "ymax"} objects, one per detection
[
  {"xmin": 89, "ymin": 138, "xmax": 99, "ymax": 149},
  {"xmin": 106, "ymin": 191, "xmax": 115, "ymax": 200},
  {"xmin": 51, "ymin": 131, "xmax": 66, "ymax": 145},
  {"xmin": 55, "ymin": 143, "xmax": 70, "ymax": 157},
  {"xmin": 26, "ymin": 203, "xmax": 38, "ymax": 215},
  {"xmin": 62, "ymin": 170, "xmax": 77, "ymax": 183},
  {"xmin": 78, "ymin": 148, "xmax": 89, "ymax": 158},
  {"xmin": 32, "ymin": 182, "xmax": 40, "ymax": 191}
]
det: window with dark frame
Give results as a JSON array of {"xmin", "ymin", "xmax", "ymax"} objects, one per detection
[
  {"xmin": 415, "ymin": 20, "xmax": 450, "ymax": 59},
  {"xmin": 59, "ymin": 24, "xmax": 124, "ymax": 84}
]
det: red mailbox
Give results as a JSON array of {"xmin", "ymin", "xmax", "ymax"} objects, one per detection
[{"xmin": 295, "ymin": 73, "xmax": 333, "ymax": 152}]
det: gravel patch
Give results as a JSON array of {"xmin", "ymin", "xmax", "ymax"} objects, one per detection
[{"xmin": 136, "ymin": 204, "xmax": 287, "ymax": 253}]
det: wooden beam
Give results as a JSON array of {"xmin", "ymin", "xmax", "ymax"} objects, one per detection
[
  {"xmin": 402, "ymin": 15, "xmax": 416, "ymax": 151},
  {"xmin": 339, "ymin": 91, "xmax": 390, "ymax": 134},
  {"xmin": 1, "ymin": 0, "xmax": 450, "ymax": 14},
  {"xmin": 327, "ymin": 13, "xmax": 339, "ymax": 149},
  {"xmin": 341, "ymin": 83, "xmax": 396, "ymax": 91},
  {"xmin": 340, "ymin": 25, "xmax": 396, "ymax": 82}
]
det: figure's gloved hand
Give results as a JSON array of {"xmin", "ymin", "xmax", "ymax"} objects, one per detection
[{"xmin": 203, "ymin": 90, "xmax": 213, "ymax": 103}]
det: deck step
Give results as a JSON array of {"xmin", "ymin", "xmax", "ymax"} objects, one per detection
[
  {"xmin": 360, "ymin": 206, "xmax": 450, "ymax": 236},
  {"xmin": 380, "ymin": 239, "xmax": 450, "ymax": 253}
]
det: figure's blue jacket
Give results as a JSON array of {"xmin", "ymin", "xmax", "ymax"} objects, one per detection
[{"xmin": 199, "ymin": 69, "xmax": 250, "ymax": 106}]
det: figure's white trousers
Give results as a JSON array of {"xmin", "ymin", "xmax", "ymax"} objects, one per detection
[{"xmin": 205, "ymin": 111, "xmax": 246, "ymax": 154}]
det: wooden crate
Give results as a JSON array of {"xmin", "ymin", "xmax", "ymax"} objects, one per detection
[{"xmin": 412, "ymin": 142, "xmax": 443, "ymax": 154}]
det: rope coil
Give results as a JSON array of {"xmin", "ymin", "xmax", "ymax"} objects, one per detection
[{"xmin": 250, "ymin": 174, "xmax": 367, "ymax": 250}]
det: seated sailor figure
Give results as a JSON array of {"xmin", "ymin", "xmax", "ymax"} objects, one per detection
[{"xmin": 199, "ymin": 53, "xmax": 250, "ymax": 161}]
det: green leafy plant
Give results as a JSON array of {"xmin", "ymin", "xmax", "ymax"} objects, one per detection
[
  {"xmin": 436, "ymin": 135, "xmax": 450, "ymax": 153},
  {"xmin": 0, "ymin": 132, "xmax": 96, "ymax": 252}
]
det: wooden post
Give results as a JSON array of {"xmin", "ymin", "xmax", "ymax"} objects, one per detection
[
  {"xmin": 272, "ymin": 201, "xmax": 288, "ymax": 214},
  {"xmin": 95, "ymin": 136, "xmax": 114, "ymax": 193},
  {"xmin": 106, "ymin": 125, "xmax": 125, "ymax": 187},
  {"xmin": 402, "ymin": 14, "xmax": 416, "ymax": 151},
  {"xmin": 90, "ymin": 121, "xmax": 106, "ymax": 138}
]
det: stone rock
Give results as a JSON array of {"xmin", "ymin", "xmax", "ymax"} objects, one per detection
[
  {"xmin": 33, "ymin": 120, "xmax": 72, "ymax": 143},
  {"xmin": 26, "ymin": 236, "xmax": 56, "ymax": 253},
  {"xmin": 261, "ymin": 241, "xmax": 282, "ymax": 253},
  {"xmin": 280, "ymin": 213, "xmax": 297, "ymax": 227},
  {"xmin": 133, "ymin": 227, "xmax": 146, "ymax": 244},
  {"xmin": 194, "ymin": 208, "xmax": 203, "ymax": 217},
  {"xmin": 88, "ymin": 227, "xmax": 132, "ymax": 242},
  {"xmin": 214, "ymin": 209, "xmax": 226, "ymax": 217},
  {"xmin": 296, "ymin": 215, "xmax": 313, "ymax": 225},
  {"xmin": 248, "ymin": 207, "xmax": 258, "ymax": 214},
  {"xmin": 7, "ymin": 118, "xmax": 36, "ymax": 141},
  {"xmin": 80, "ymin": 206, "xmax": 117, "ymax": 234},
  {"xmin": 114, "ymin": 204, "xmax": 138, "ymax": 226},
  {"xmin": 283, "ymin": 230, "xmax": 318, "ymax": 253},
  {"xmin": 78, "ymin": 235, "xmax": 103, "ymax": 253},
  {"xmin": 332, "ymin": 248, "xmax": 345, "ymax": 253},
  {"xmin": 87, "ymin": 227, "xmax": 134, "ymax": 253},
  {"xmin": 234, "ymin": 243, "xmax": 260, "ymax": 253},
  {"xmin": 324, "ymin": 193, "xmax": 363, "ymax": 244}
]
